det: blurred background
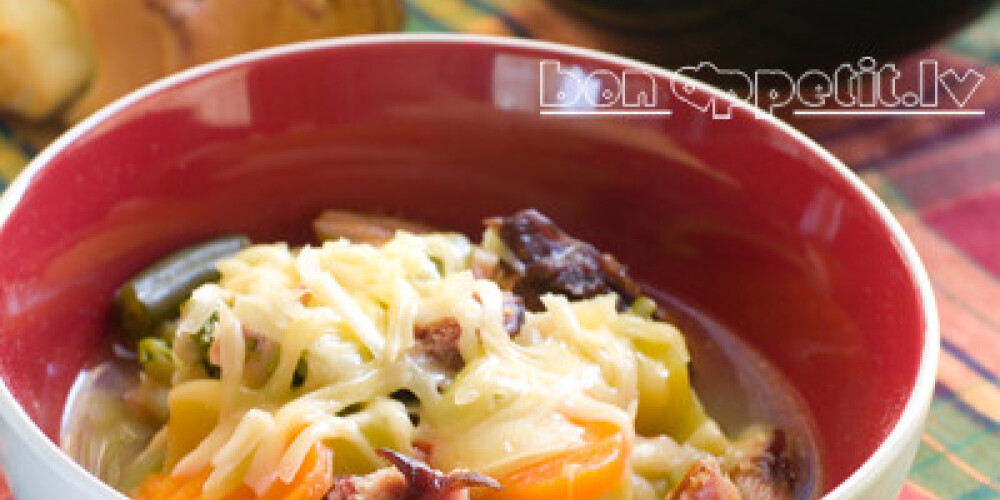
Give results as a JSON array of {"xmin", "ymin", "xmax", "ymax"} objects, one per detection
[{"xmin": 1, "ymin": 1, "xmax": 1000, "ymax": 499}]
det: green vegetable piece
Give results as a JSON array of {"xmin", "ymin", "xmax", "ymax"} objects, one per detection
[
  {"xmin": 292, "ymin": 356, "xmax": 308, "ymax": 389},
  {"xmin": 337, "ymin": 402, "xmax": 365, "ymax": 417},
  {"xmin": 195, "ymin": 313, "xmax": 218, "ymax": 351},
  {"xmin": 428, "ymin": 255, "xmax": 446, "ymax": 275},
  {"xmin": 114, "ymin": 235, "xmax": 250, "ymax": 342},
  {"xmin": 195, "ymin": 313, "xmax": 221, "ymax": 379},
  {"xmin": 630, "ymin": 296, "xmax": 658, "ymax": 319},
  {"xmin": 138, "ymin": 337, "xmax": 174, "ymax": 385},
  {"xmin": 264, "ymin": 351, "xmax": 280, "ymax": 378}
]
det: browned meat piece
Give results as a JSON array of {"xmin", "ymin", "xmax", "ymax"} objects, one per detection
[
  {"xmin": 326, "ymin": 449, "xmax": 500, "ymax": 500},
  {"xmin": 413, "ymin": 318, "xmax": 465, "ymax": 372},
  {"xmin": 327, "ymin": 466, "xmax": 408, "ymax": 500},
  {"xmin": 413, "ymin": 297, "xmax": 523, "ymax": 372},
  {"xmin": 732, "ymin": 475, "xmax": 792, "ymax": 500},
  {"xmin": 379, "ymin": 449, "xmax": 501, "ymax": 499},
  {"xmin": 484, "ymin": 209, "xmax": 643, "ymax": 312},
  {"xmin": 314, "ymin": 210, "xmax": 435, "ymax": 246},
  {"xmin": 666, "ymin": 459, "xmax": 742, "ymax": 500},
  {"xmin": 731, "ymin": 430, "xmax": 797, "ymax": 500}
]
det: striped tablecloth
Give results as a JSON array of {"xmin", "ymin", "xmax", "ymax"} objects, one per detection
[{"xmin": 2, "ymin": 2, "xmax": 999, "ymax": 499}]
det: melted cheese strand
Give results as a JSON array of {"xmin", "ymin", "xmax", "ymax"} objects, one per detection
[
  {"xmin": 297, "ymin": 247, "xmax": 384, "ymax": 357},
  {"xmin": 149, "ymin": 231, "xmax": 728, "ymax": 499}
]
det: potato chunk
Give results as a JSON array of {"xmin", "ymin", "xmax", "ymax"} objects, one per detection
[
  {"xmin": 64, "ymin": 0, "xmax": 405, "ymax": 122},
  {"xmin": 0, "ymin": 0, "xmax": 92, "ymax": 119}
]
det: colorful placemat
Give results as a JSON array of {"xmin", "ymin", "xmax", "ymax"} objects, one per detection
[{"xmin": 2, "ymin": 2, "xmax": 999, "ymax": 499}]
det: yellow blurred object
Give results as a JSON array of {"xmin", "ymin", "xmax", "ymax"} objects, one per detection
[
  {"xmin": 65, "ymin": 0, "xmax": 405, "ymax": 123},
  {"xmin": 0, "ymin": 136, "xmax": 28, "ymax": 181},
  {"xmin": 0, "ymin": 0, "xmax": 403, "ymax": 123},
  {"xmin": 0, "ymin": 0, "xmax": 93, "ymax": 120}
]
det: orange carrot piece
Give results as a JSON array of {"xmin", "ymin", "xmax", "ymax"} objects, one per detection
[
  {"xmin": 483, "ymin": 420, "xmax": 630, "ymax": 500},
  {"xmin": 258, "ymin": 444, "xmax": 334, "ymax": 500},
  {"xmin": 133, "ymin": 444, "xmax": 333, "ymax": 500}
]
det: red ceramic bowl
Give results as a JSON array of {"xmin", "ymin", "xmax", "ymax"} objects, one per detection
[{"xmin": 0, "ymin": 35, "xmax": 936, "ymax": 500}]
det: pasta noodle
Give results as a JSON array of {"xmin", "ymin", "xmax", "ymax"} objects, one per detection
[
  {"xmin": 63, "ymin": 212, "xmax": 811, "ymax": 500},
  {"xmin": 164, "ymin": 233, "xmax": 701, "ymax": 496}
]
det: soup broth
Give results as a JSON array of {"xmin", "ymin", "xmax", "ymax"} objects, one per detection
[
  {"xmin": 654, "ymin": 292, "xmax": 822, "ymax": 499},
  {"xmin": 60, "ymin": 209, "xmax": 824, "ymax": 500}
]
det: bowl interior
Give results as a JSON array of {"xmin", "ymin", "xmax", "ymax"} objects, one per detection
[{"xmin": 0, "ymin": 38, "xmax": 925, "ymax": 495}]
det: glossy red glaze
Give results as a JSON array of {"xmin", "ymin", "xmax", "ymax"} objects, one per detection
[{"xmin": 0, "ymin": 38, "xmax": 925, "ymax": 495}]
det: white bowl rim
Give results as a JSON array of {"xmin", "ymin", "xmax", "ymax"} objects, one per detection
[{"xmin": 0, "ymin": 33, "xmax": 939, "ymax": 500}]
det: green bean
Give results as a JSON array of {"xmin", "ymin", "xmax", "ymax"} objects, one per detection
[
  {"xmin": 138, "ymin": 337, "xmax": 174, "ymax": 385},
  {"xmin": 114, "ymin": 235, "xmax": 249, "ymax": 342},
  {"xmin": 629, "ymin": 296, "xmax": 658, "ymax": 320}
]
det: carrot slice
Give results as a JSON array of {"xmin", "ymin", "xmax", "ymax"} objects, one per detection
[
  {"xmin": 483, "ymin": 419, "xmax": 630, "ymax": 500},
  {"xmin": 257, "ymin": 444, "xmax": 334, "ymax": 500},
  {"xmin": 133, "ymin": 444, "xmax": 333, "ymax": 500}
]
